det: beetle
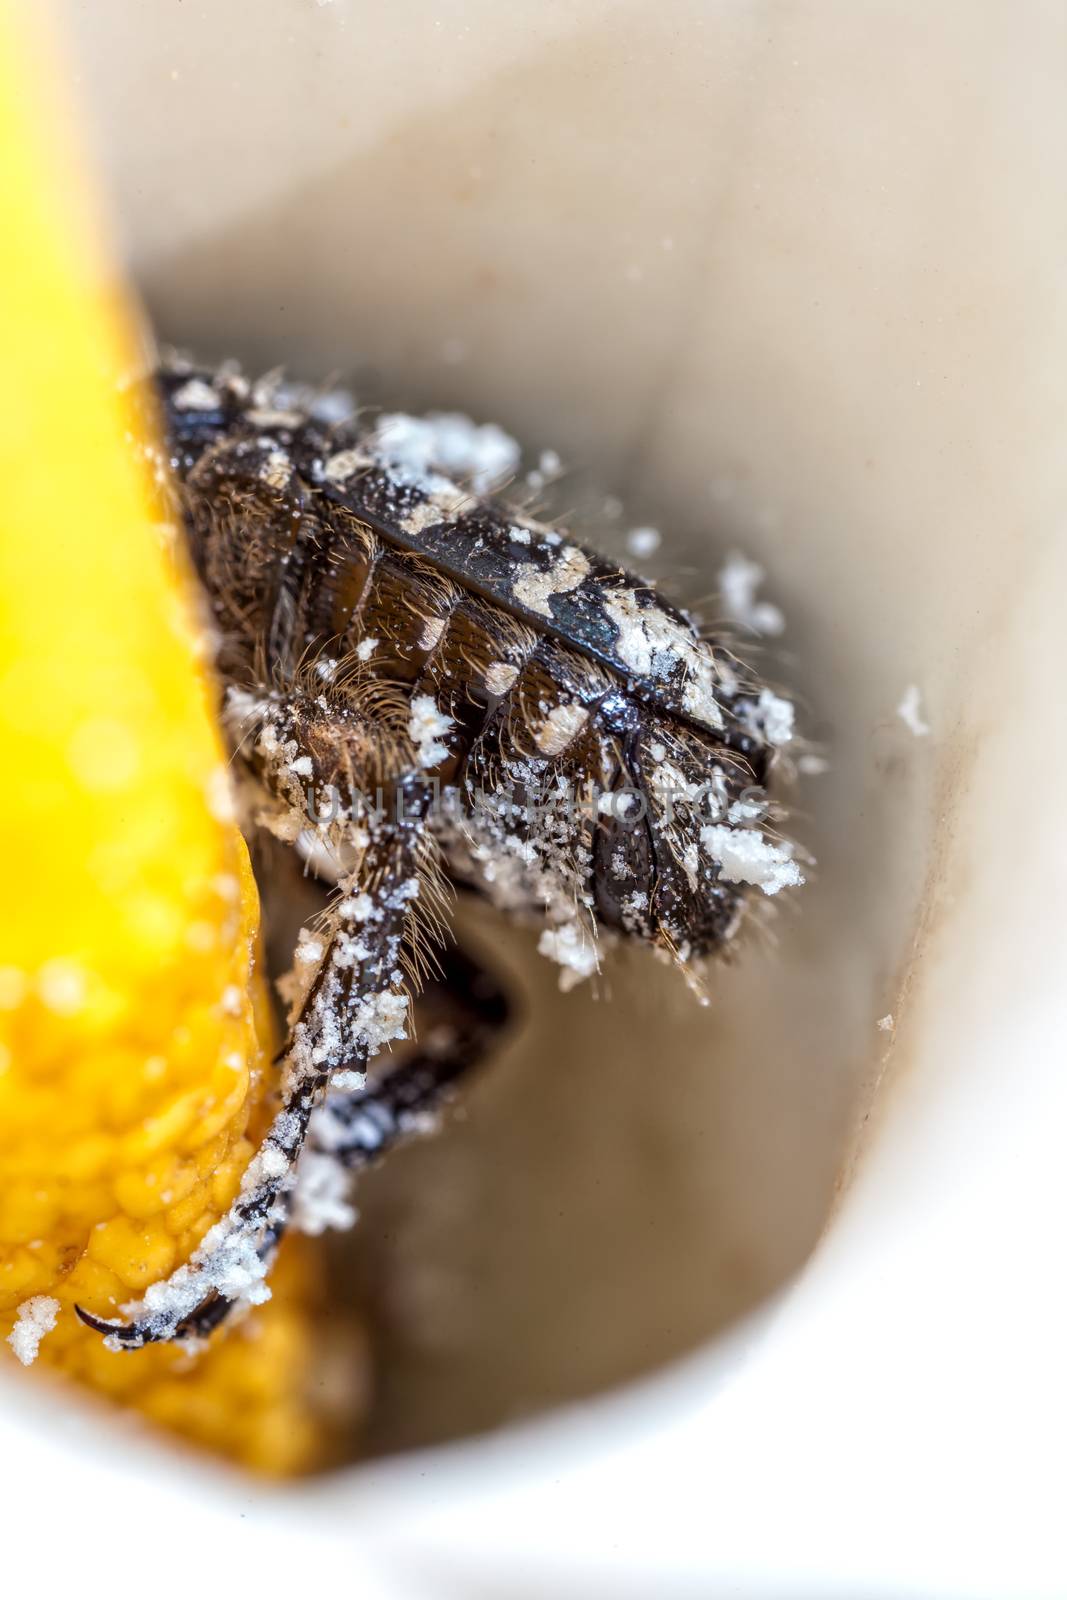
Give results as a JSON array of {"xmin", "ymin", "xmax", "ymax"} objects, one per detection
[{"xmin": 78, "ymin": 358, "xmax": 803, "ymax": 1348}]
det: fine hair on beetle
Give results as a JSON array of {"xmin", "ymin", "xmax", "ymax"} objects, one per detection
[
  {"xmin": 77, "ymin": 355, "xmax": 805, "ymax": 1351},
  {"xmin": 299, "ymin": 774, "xmax": 773, "ymax": 831}
]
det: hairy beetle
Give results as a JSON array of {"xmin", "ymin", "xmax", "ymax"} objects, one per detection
[{"xmin": 79, "ymin": 358, "xmax": 803, "ymax": 1348}]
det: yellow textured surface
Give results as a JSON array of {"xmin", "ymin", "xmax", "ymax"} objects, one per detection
[{"xmin": 0, "ymin": 3, "xmax": 330, "ymax": 1474}]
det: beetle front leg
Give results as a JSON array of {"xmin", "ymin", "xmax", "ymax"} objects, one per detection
[{"xmin": 76, "ymin": 781, "xmax": 432, "ymax": 1349}]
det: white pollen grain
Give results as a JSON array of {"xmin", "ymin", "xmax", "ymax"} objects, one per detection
[
  {"xmin": 259, "ymin": 451, "xmax": 291, "ymax": 490},
  {"xmin": 537, "ymin": 921, "xmax": 599, "ymax": 991},
  {"xmin": 700, "ymin": 824, "xmax": 804, "ymax": 896},
  {"xmin": 171, "ymin": 378, "xmax": 219, "ymax": 412},
  {"xmin": 718, "ymin": 551, "xmax": 785, "ymax": 636},
  {"xmin": 7, "ymin": 1296, "xmax": 61, "ymax": 1365},
  {"xmin": 897, "ymin": 685, "xmax": 930, "ymax": 737},
  {"xmin": 374, "ymin": 410, "xmax": 519, "ymax": 495},
  {"xmin": 626, "ymin": 526, "xmax": 661, "ymax": 559},
  {"xmin": 747, "ymin": 688, "xmax": 795, "ymax": 747},
  {"xmin": 408, "ymin": 695, "xmax": 454, "ymax": 768}
]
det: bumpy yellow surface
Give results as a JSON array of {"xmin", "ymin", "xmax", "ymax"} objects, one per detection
[{"xmin": 0, "ymin": 4, "xmax": 329, "ymax": 1474}]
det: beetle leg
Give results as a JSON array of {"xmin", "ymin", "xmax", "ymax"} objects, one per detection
[
  {"xmin": 76, "ymin": 780, "xmax": 432, "ymax": 1349},
  {"xmin": 307, "ymin": 938, "xmax": 511, "ymax": 1171}
]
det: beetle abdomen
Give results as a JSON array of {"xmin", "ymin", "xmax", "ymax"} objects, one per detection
[{"xmin": 161, "ymin": 358, "xmax": 803, "ymax": 978}]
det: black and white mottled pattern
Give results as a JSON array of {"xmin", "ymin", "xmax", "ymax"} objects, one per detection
[
  {"xmin": 78, "ymin": 356, "xmax": 806, "ymax": 1350},
  {"xmin": 158, "ymin": 362, "xmax": 792, "ymax": 749}
]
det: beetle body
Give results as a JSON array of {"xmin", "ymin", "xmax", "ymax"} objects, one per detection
[
  {"xmin": 164, "ymin": 363, "xmax": 800, "ymax": 985},
  {"xmin": 77, "ymin": 359, "xmax": 802, "ymax": 1349}
]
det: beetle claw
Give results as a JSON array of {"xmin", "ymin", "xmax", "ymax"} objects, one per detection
[{"xmin": 74, "ymin": 1303, "xmax": 157, "ymax": 1346}]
